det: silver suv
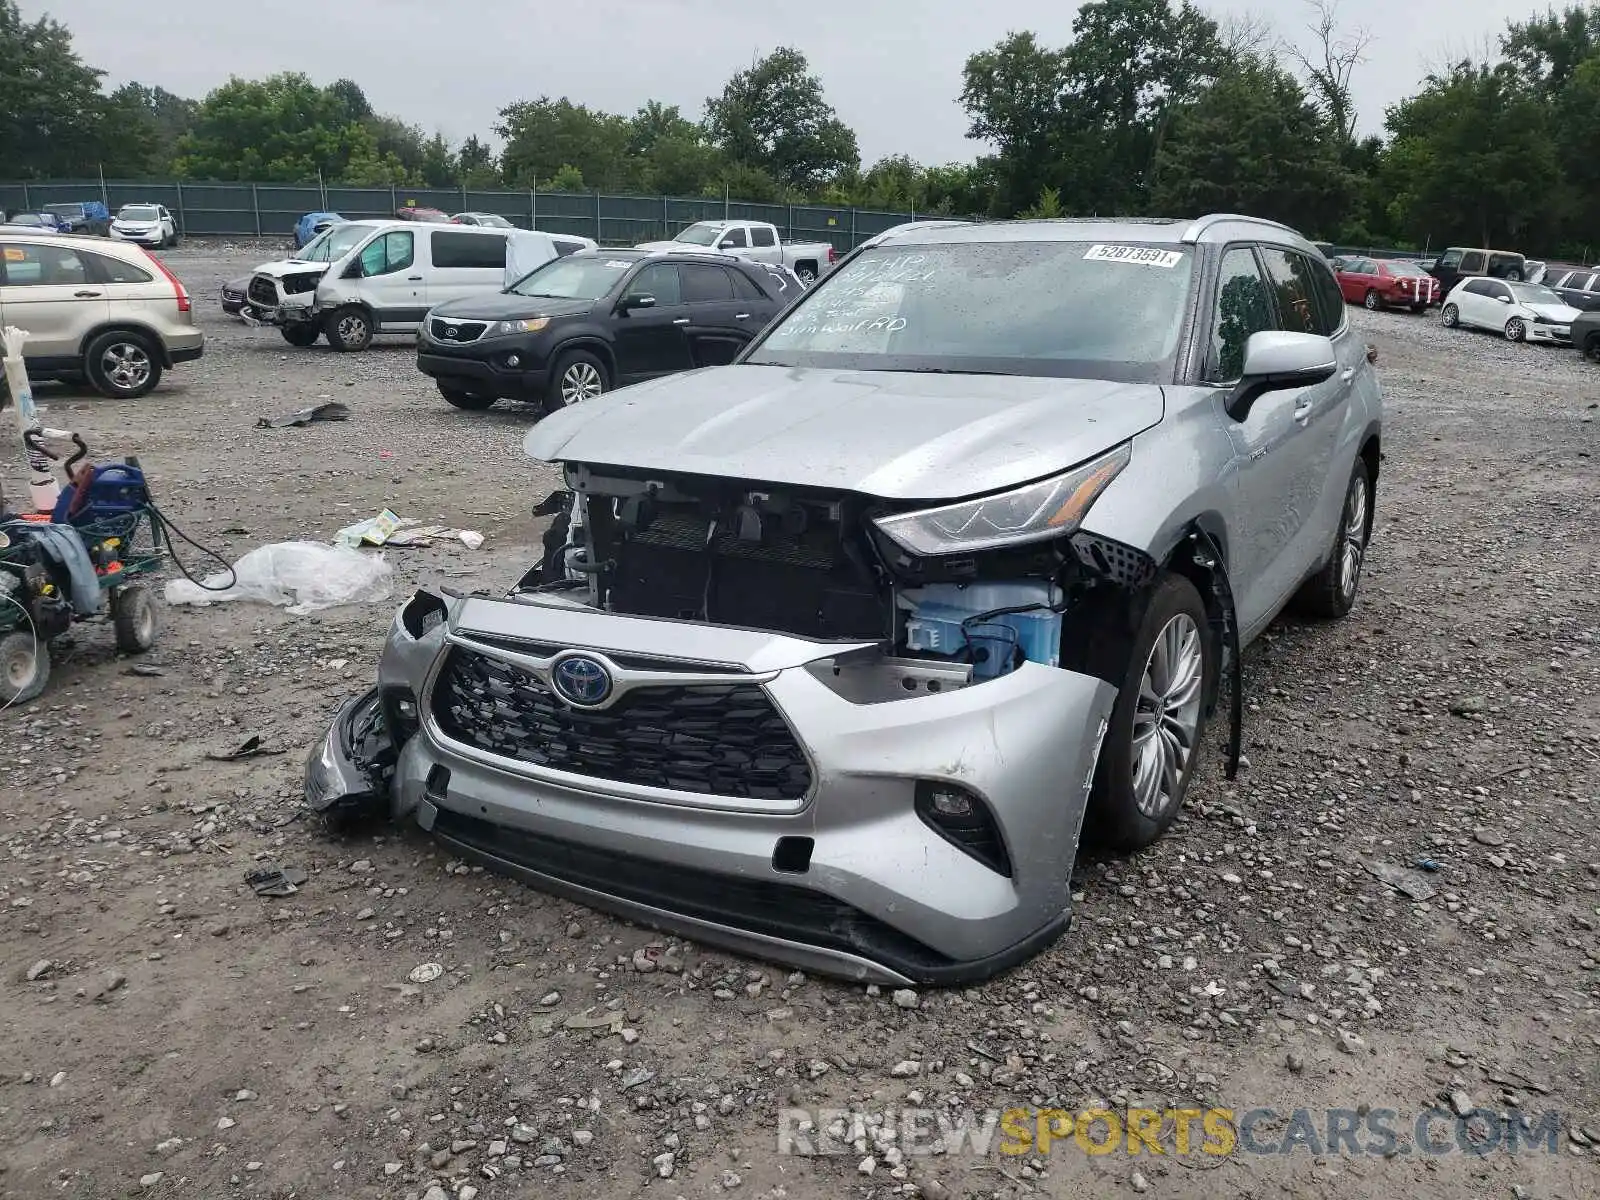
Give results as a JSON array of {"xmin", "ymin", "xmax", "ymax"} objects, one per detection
[
  {"xmin": 309, "ymin": 215, "xmax": 1382, "ymax": 985},
  {"xmin": 0, "ymin": 233, "xmax": 202, "ymax": 398}
]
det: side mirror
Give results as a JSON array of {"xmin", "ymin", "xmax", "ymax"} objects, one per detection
[
  {"xmin": 718, "ymin": 238, "xmax": 737, "ymax": 250},
  {"xmin": 343, "ymin": 258, "xmax": 364, "ymax": 279},
  {"xmin": 1226, "ymin": 331, "xmax": 1337, "ymax": 422},
  {"xmin": 620, "ymin": 293, "xmax": 656, "ymax": 312}
]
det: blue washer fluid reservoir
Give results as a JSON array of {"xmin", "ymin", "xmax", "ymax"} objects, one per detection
[{"xmin": 900, "ymin": 581, "xmax": 1063, "ymax": 679}]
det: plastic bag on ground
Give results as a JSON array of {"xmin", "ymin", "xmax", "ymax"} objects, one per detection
[{"xmin": 164, "ymin": 541, "xmax": 393, "ymax": 615}]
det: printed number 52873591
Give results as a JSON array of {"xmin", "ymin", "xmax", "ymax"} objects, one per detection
[{"xmin": 1083, "ymin": 244, "xmax": 1184, "ymax": 268}]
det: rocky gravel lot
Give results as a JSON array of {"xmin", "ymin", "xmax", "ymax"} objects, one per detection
[{"xmin": 0, "ymin": 241, "xmax": 1597, "ymax": 1200}]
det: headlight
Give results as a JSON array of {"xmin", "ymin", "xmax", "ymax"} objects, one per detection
[
  {"xmin": 492, "ymin": 318, "xmax": 549, "ymax": 336},
  {"xmin": 873, "ymin": 444, "xmax": 1131, "ymax": 555}
]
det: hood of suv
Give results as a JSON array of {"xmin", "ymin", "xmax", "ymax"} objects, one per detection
[
  {"xmin": 429, "ymin": 294, "xmax": 595, "ymax": 322},
  {"xmin": 525, "ymin": 364, "xmax": 1166, "ymax": 501}
]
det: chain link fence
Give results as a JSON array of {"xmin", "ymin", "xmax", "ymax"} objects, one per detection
[{"xmin": 0, "ymin": 180, "xmax": 929, "ymax": 251}]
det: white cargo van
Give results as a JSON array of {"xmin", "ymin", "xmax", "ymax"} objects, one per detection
[{"xmin": 244, "ymin": 221, "xmax": 596, "ymax": 351}]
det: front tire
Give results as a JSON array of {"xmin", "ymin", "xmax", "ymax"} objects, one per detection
[
  {"xmin": 0, "ymin": 631, "xmax": 49, "ymax": 707},
  {"xmin": 1295, "ymin": 456, "xmax": 1371, "ymax": 620},
  {"xmin": 84, "ymin": 331, "xmax": 162, "ymax": 399},
  {"xmin": 326, "ymin": 306, "xmax": 373, "ymax": 352},
  {"xmin": 1441, "ymin": 304, "xmax": 1460, "ymax": 328},
  {"xmin": 1364, "ymin": 289, "xmax": 1382, "ymax": 311},
  {"xmin": 1505, "ymin": 318, "xmax": 1527, "ymax": 343},
  {"xmin": 111, "ymin": 584, "xmax": 158, "ymax": 653},
  {"xmin": 280, "ymin": 324, "xmax": 320, "ymax": 348},
  {"xmin": 546, "ymin": 349, "xmax": 608, "ymax": 410},
  {"xmin": 437, "ymin": 382, "xmax": 495, "ymax": 411},
  {"xmin": 1088, "ymin": 574, "xmax": 1215, "ymax": 853},
  {"xmin": 1585, "ymin": 333, "xmax": 1600, "ymax": 363}
]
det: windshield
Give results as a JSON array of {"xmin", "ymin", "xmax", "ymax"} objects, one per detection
[
  {"xmin": 509, "ymin": 255, "xmax": 634, "ymax": 299},
  {"xmin": 1384, "ymin": 260, "xmax": 1429, "ymax": 277},
  {"xmin": 297, "ymin": 223, "xmax": 375, "ymax": 263},
  {"xmin": 119, "ymin": 206, "xmax": 159, "ymax": 221},
  {"xmin": 1510, "ymin": 283, "xmax": 1564, "ymax": 306},
  {"xmin": 44, "ymin": 203, "xmax": 83, "ymax": 218},
  {"xmin": 673, "ymin": 223, "xmax": 724, "ymax": 247},
  {"xmin": 8, "ymin": 214, "xmax": 45, "ymax": 226},
  {"xmin": 747, "ymin": 240, "xmax": 1196, "ymax": 382}
]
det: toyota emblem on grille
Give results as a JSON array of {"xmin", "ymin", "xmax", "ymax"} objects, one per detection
[{"xmin": 551, "ymin": 655, "xmax": 613, "ymax": 707}]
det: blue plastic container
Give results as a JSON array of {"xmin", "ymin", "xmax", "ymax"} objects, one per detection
[{"xmin": 901, "ymin": 582, "xmax": 1062, "ymax": 679}]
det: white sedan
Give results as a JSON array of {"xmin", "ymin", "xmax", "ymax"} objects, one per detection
[{"xmin": 1441, "ymin": 277, "xmax": 1580, "ymax": 344}]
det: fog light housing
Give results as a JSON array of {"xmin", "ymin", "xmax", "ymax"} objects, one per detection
[
  {"xmin": 915, "ymin": 781, "xmax": 1011, "ymax": 876},
  {"xmin": 506, "ymin": 353, "xmax": 521, "ymax": 367}
]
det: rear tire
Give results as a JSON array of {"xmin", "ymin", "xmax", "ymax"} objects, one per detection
[
  {"xmin": 325, "ymin": 306, "xmax": 373, "ymax": 352},
  {"xmin": 280, "ymin": 324, "xmax": 320, "ymax": 348},
  {"xmin": 1364, "ymin": 289, "xmax": 1382, "ymax": 311},
  {"xmin": 1295, "ymin": 456, "xmax": 1371, "ymax": 619},
  {"xmin": 112, "ymin": 584, "xmax": 158, "ymax": 654},
  {"xmin": 0, "ymin": 630, "xmax": 49, "ymax": 707},
  {"xmin": 1585, "ymin": 333, "xmax": 1600, "ymax": 363},
  {"xmin": 795, "ymin": 264, "xmax": 819, "ymax": 285},
  {"xmin": 1410, "ymin": 304, "xmax": 1426, "ymax": 314},
  {"xmin": 84, "ymin": 330, "xmax": 162, "ymax": 399},
  {"xmin": 1087, "ymin": 574, "xmax": 1216, "ymax": 853},
  {"xmin": 1441, "ymin": 304, "xmax": 1460, "ymax": 328},
  {"xmin": 437, "ymin": 382, "xmax": 495, "ymax": 411}
]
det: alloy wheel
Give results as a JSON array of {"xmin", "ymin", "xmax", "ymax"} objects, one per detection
[
  {"xmin": 1505, "ymin": 319, "xmax": 1526, "ymax": 342},
  {"xmin": 337, "ymin": 314, "xmax": 368, "ymax": 347},
  {"xmin": 560, "ymin": 361, "xmax": 604, "ymax": 404},
  {"xmin": 1130, "ymin": 613, "xmax": 1205, "ymax": 820},
  {"xmin": 1339, "ymin": 474, "xmax": 1368, "ymax": 602},
  {"xmin": 101, "ymin": 342, "xmax": 152, "ymax": 392},
  {"xmin": 1364, "ymin": 290, "xmax": 1381, "ymax": 310}
]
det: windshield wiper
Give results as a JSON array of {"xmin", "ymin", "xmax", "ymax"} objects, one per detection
[{"xmin": 882, "ymin": 367, "xmax": 1018, "ymax": 377}]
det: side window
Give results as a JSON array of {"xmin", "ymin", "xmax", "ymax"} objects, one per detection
[
  {"xmin": 729, "ymin": 268, "xmax": 766, "ymax": 301},
  {"xmin": 1260, "ymin": 247, "xmax": 1320, "ymax": 335},
  {"xmin": 1440, "ymin": 249, "xmax": 1464, "ymax": 269},
  {"xmin": 680, "ymin": 263, "xmax": 734, "ymax": 303},
  {"xmin": 1207, "ymin": 247, "xmax": 1274, "ymax": 383},
  {"xmin": 360, "ymin": 232, "xmax": 415, "ymax": 276},
  {"xmin": 430, "ymin": 231, "xmax": 505, "ymax": 270},
  {"xmin": 0, "ymin": 242, "xmax": 88, "ymax": 286},
  {"xmin": 553, "ymin": 239, "xmax": 585, "ymax": 258},
  {"xmin": 1304, "ymin": 254, "xmax": 1346, "ymax": 336},
  {"xmin": 720, "ymin": 227, "xmax": 749, "ymax": 249},
  {"xmin": 1463, "ymin": 280, "xmax": 1491, "ymax": 297},
  {"xmin": 1459, "ymin": 251, "xmax": 1486, "ymax": 273},
  {"xmin": 626, "ymin": 263, "xmax": 681, "ymax": 305},
  {"xmin": 749, "ymin": 226, "xmax": 776, "ymax": 248},
  {"xmin": 1574, "ymin": 272, "xmax": 1598, "ymax": 292},
  {"xmin": 81, "ymin": 250, "xmax": 153, "ymax": 284}
]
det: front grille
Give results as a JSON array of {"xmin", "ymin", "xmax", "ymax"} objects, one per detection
[
  {"xmin": 430, "ymin": 319, "xmax": 488, "ymax": 343},
  {"xmin": 431, "ymin": 646, "xmax": 812, "ymax": 801},
  {"xmin": 430, "ymin": 809, "xmax": 956, "ymax": 976},
  {"xmin": 247, "ymin": 276, "xmax": 280, "ymax": 307}
]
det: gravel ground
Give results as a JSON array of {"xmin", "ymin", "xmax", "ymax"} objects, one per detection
[{"xmin": 1, "ymin": 241, "xmax": 1597, "ymax": 1200}]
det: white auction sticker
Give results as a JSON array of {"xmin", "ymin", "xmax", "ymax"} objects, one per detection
[{"xmin": 1084, "ymin": 244, "xmax": 1184, "ymax": 268}]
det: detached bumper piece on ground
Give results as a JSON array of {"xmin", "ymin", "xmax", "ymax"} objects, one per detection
[{"xmin": 308, "ymin": 581, "xmax": 1120, "ymax": 986}]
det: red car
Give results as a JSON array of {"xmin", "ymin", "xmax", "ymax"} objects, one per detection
[
  {"xmin": 393, "ymin": 207, "xmax": 454, "ymax": 224},
  {"xmin": 1335, "ymin": 257, "xmax": 1441, "ymax": 312}
]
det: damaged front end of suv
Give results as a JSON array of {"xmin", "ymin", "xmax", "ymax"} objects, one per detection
[{"xmin": 308, "ymin": 218, "xmax": 1378, "ymax": 984}]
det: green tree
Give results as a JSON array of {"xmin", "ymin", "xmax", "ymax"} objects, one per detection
[
  {"xmin": 497, "ymin": 97, "xmax": 634, "ymax": 189},
  {"xmin": 543, "ymin": 164, "xmax": 586, "ymax": 192},
  {"xmin": 101, "ymin": 83, "xmax": 197, "ymax": 175},
  {"xmin": 1019, "ymin": 187, "xmax": 1064, "ymax": 219},
  {"xmin": 1381, "ymin": 63, "xmax": 1558, "ymax": 249},
  {"xmin": 0, "ymin": 0, "xmax": 109, "ymax": 177},
  {"xmin": 1503, "ymin": 4, "xmax": 1600, "ymax": 95},
  {"xmin": 704, "ymin": 47, "xmax": 859, "ymax": 191},
  {"xmin": 960, "ymin": 31, "xmax": 1067, "ymax": 213},
  {"xmin": 1152, "ymin": 60, "xmax": 1354, "ymax": 235},
  {"xmin": 457, "ymin": 135, "xmax": 499, "ymax": 188},
  {"xmin": 418, "ymin": 132, "xmax": 458, "ymax": 187},
  {"xmin": 174, "ymin": 73, "xmax": 393, "ymax": 181}
]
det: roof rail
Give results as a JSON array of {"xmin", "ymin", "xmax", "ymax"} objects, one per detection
[{"xmin": 1180, "ymin": 213, "xmax": 1300, "ymax": 245}]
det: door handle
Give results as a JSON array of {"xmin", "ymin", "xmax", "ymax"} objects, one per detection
[
  {"xmin": 1340, "ymin": 368, "xmax": 1356, "ymax": 382},
  {"xmin": 672, "ymin": 318, "xmax": 690, "ymax": 325},
  {"xmin": 1293, "ymin": 400, "xmax": 1314, "ymax": 422},
  {"xmin": 74, "ymin": 290, "xmax": 102, "ymax": 298},
  {"xmin": 407, "ymin": 275, "xmax": 423, "ymax": 281},
  {"xmin": 734, "ymin": 313, "xmax": 751, "ymax": 320}
]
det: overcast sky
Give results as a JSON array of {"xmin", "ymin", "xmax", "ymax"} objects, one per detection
[{"xmin": 33, "ymin": 0, "xmax": 1540, "ymax": 164}]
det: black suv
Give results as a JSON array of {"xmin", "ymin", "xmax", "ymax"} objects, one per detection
[{"xmin": 417, "ymin": 250, "xmax": 792, "ymax": 411}]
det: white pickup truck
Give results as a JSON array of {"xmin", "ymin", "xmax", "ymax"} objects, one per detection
[{"xmin": 636, "ymin": 220, "xmax": 838, "ymax": 283}]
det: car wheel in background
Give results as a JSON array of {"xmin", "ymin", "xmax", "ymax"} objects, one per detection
[
  {"xmin": 280, "ymin": 325, "xmax": 320, "ymax": 348},
  {"xmin": 1504, "ymin": 318, "xmax": 1526, "ymax": 342},
  {"xmin": 1410, "ymin": 304, "xmax": 1426, "ymax": 314},
  {"xmin": 1585, "ymin": 333, "xmax": 1600, "ymax": 363},
  {"xmin": 437, "ymin": 382, "xmax": 496, "ymax": 411},
  {"xmin": 1086, "ymin": 573, "xmax": 1215, "ymax": 853},
  {"xmin": 111, "ymin": 584, "xmax": 159, "ymax": 654},
  {"xmin": 326, "ymin": 306, "xmax": 373, "ymax": 352},
  {"xmin": 84, "ymin": 331, "xmax": 162, "ymax": 399},
  {"xmin": 546, "ymin": 350, "xmax": 608, "ymax": 410},
  {"xmin": 795, "ymin": 264, "xmax": 818, "ymax": 285},
  {"xmin": 1441, "ymin": 304, "xmax": 1460, "ymax": 328},
  {"xmin": 1504, "ymin": 269, "xmax": 1523, "ymax": 282},
  {"xmin": 1364, "ymin": 289, "xmax": 1382, "ymax": 311},
  {"xmin": 1294, "ymin": 456, "xmax": 1371, "ymax": 620},
  {"xmin": 0, "ymin": 630, "xmax": 48, "ymax": 707}
]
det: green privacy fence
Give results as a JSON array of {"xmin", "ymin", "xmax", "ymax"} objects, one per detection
[{"xmin": 0, "ymin": 180, "xmax": 928, "ymax": 251}]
